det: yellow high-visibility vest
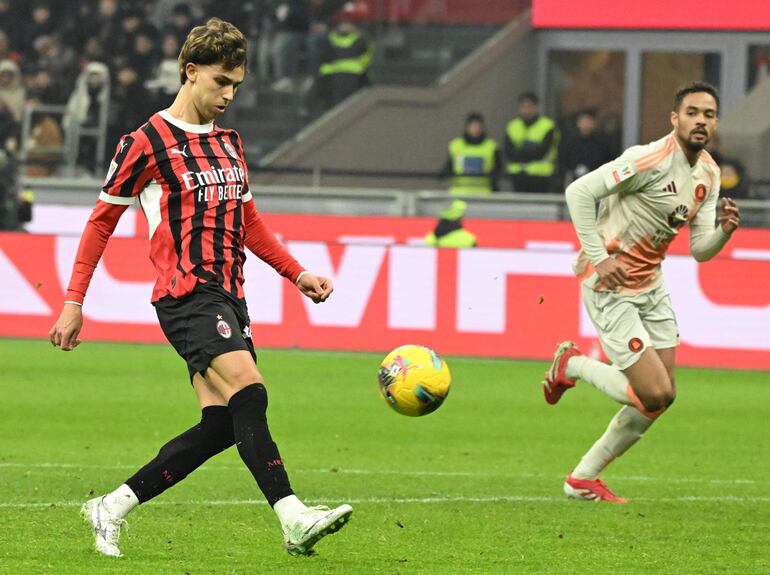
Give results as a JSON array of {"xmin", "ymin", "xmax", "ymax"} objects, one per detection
[
  {"xmin": 448, "ymin": 137, "xmax": 497, "ymax": 196},
  {"xmin": 424, "ymin": 228, "xmax": 477, "ymax": 248},
  {"xmin": 505, "ymin": 116, "xmax": 559, "ymax": 177},
  {"xmin": 319, "ymin": 31, "xmax": 373, "ymax": 76}
]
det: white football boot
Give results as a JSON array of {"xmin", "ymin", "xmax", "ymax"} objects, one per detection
[
  {"xmin": 81, "ymin": 496, "xmax": 127, "ymax": 557},
  {"xmin": 283, "ymin": 504, "xmax": 353, "ymax": 556}
]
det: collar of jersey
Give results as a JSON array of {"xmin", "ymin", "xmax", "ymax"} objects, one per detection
[
  {"xmin": 160, "ymin": 110, "xmax": 214, "ymax": 134},
  {"xmin": 668, "ymin": 130, "xmax": 705, "ymax": 171}
]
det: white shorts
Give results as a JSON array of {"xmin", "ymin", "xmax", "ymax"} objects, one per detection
[{"xmin": 581, "ymin": 283, "xmax": 680, "ymax": 370}]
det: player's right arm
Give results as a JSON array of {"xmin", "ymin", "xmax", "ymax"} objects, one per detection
[
  {"xmin": 49, "ymin": 134, "xmax": 153, "ymax": 351},
  {"xmin": 564, "ymin": 148, "xmax": 649, "ymax": 289}
]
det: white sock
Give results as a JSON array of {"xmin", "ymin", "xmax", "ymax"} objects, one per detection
[
  {"xmin": 567, "ymin": 355, "xmax": 632, "ymax": 405},
  {"xmin": 571, "ymin": 406, "xmax": 654, "ymax": 480},
  {"xmin": 101, "ymin": 484, "xmax": 139, "ymax": 519},
  {"xmin": 273, "ymin": 494, "xmax": 307, "ymax": 529}
]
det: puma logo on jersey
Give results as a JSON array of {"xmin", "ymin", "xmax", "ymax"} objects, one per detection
[
  {"xmin": 661, "ymin": 181, "xmax": 677, "ymax": 195},
  {"xmin": 171, "ymin": 145, "xmax": 188, "ymax": 158}
]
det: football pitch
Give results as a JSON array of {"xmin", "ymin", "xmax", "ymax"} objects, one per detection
[{"xmin": 1, "ymin": 339, "xmax": 768, "ymax": 574}]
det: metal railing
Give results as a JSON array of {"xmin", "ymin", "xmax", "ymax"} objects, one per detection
[
  {"xmin": 18, "ymin": 176, "xmax": 770, "ymax": 227},
  {"xmin": 20, "ymin": 97, "xmax": 109, "ymax": 178}
]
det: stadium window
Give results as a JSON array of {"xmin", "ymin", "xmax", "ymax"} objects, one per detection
[
  {"xmin": 546, "ymin": 50, "xmax": 626, "ymax": 157},
  {"xmin": 747, "ymin": 45, "xmax": 770, "ymax": 92},
  {"xmin": 640, "ymin": 52, "xmax": 721, "ymax": 144}
]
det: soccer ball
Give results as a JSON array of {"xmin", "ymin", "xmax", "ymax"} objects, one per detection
[{"xmin": 377, "ymin": 345, "xmax": 451, "ymax": 417}]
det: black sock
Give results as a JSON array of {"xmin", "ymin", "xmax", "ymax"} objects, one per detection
[
  {"xmin": 227, "ymin": 383, "xmax": 293, "ymax": 506},
  {"xmin": 125, "ymin": 406, "xmax": 234, "ymax": 503}
]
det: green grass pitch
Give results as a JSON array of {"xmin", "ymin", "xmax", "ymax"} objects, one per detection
[{"xmin": 1, "ymin": 338, "xmax": 768, "ymax": 574}]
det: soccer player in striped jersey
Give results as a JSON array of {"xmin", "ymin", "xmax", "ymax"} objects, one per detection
[
  {"xmin": 49, "ymin": 18, "xmax": 352, "ymax": 557},
  {"xmin": 542, "ymin": 82, "xmax": 741, "ymax": 502}
]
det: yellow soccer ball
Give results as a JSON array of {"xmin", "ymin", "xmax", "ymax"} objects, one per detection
[{"xmin": 377, "ymin": 345, "xmax": 451, "ymax": 417}]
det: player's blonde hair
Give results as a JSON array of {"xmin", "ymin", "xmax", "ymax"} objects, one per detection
[{"xmin": 178, "ymin": 18, "xmax": 247, "ymax": 84}]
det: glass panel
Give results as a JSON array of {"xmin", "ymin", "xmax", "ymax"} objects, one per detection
[
  {"xmin": 640, "ymin": 52, "xmax": 721, "ymax": 144},
  {"xmin": 545, "ymin": 50, "xmax": 626, "ymax": 189},
  {"xmin": 747, "ymin": 44, "xmax": 770, "ymax": 91},
  {"xmin": 546, "ymin": 49, "xmax": 626, "ymax": 158}
]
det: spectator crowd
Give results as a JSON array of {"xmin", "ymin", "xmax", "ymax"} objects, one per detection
[
  {"xmin": 0, "ymin": 0, "xmax": 759, "ymax": 229},
  {"xmin": 0, "ymin": 0, "xmax": 372, "ymax": 181}
]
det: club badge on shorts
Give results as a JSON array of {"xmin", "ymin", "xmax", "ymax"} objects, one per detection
[
  {"xmin": 628, "ymin": 337, "xmax": 644, "ymax": 353},
  {"xmin": 216, "ymin": 316, "xmax": 232, "ymax": 339}
]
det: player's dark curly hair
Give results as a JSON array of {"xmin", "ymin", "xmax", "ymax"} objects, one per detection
[
  {"xmin": 178, "ymin": 18, "xmax": 247, "ymax": 84},
  {"xmin": 673, "ymin": 81, "xmax": 720, "ymax": 112}
]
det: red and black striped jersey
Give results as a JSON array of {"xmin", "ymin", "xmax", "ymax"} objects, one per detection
[{"xmin": 66, "ymin": 111, "xmax": 303, "ymax": 304}]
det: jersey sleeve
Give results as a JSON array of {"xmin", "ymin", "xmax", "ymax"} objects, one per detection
[
  {"xmin": 690, "ymin": 164, "xmax": 721, "ymax": 232},
  {"xmin": 227, "ymin": 130, "xmax": 252, "ymax": 202},
  {"xmin": 65, "ymin": 201, "xmax": 129, "ymax": 304},
  {"xmin": 689, "ymin": 164, "xmax": 729, "ymax": 261},
  {"xmin": 597, "ymin": 146, "xmax": 655, "ymax": 195},
  {"xmin": 99, "ymin": 133, "xmax": 153, "ymax": 205},
  {"xmin": 565, "ymin": 169, "xmax": 613, "ymax": 265},
  {"xmin": 243, "ymin": 199, "xmax": 304, "ymax": 283}
]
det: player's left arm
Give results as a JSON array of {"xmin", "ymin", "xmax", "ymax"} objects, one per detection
[
  {"xmin": 230, "ymin": 130, "xmax": 333, "ymax": 304},
  {"xmin": 241, "ymin": 198, "xmax": 333, "ymax": 304},
  {"xmin": 689, "ymin": 172, "xmax": 740, "ymax": 262}
]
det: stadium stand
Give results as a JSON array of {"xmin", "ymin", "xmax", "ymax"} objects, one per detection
[{"xmin": 1, "ymin": 0, "xmax": 769, "ymax": 230}]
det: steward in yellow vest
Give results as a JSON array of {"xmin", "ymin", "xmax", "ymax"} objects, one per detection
[
  {"xmin": 441, "ymin": 113, "xmax": 501, "ymax": 196},
  {"xmin": 318, "ymin": 20, "xmax": 373, "ymax": 109},
  {"xmin": 504, "ymin": 92, "xmax": 559, "ymax": 193},
  {"xmin": 424, "ymin": 200, "xmax": 478, "ymax": 248}
]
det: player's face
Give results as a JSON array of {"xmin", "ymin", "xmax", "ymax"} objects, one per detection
[
  {"xmin": 671, "ymin": 92, "xmax": 718, "ymax": 152},
  {"xmin": 186, "ymin": 63, "xmax": 245, "ymax": 122}
]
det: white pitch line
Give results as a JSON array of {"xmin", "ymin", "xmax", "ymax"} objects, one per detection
[
  {"xmin": 2, "ymin": 494, "xmax": 770, "ymax": 509},
  {"xmin": 0, "ymin": 462, "xmax": 764, "ymax": 486}
]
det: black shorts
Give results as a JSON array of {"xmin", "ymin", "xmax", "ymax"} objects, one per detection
[{"xmin": 154, "ymin": 282, "xmax": 257, "ymax": 379}]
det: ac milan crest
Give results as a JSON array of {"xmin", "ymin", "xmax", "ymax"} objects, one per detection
[
  {"xmin": 216, "ymin": 319, "xmax": 232, "ymax": 339},
  {"xmin": 223, "ymin": 142, "xmax": 239, "ymax": 160}
]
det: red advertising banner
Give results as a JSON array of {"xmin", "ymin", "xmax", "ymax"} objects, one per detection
[
  {"xmin": 532, "ymin": 0, "xmax": 770, "ymax": 31},
  {"xmin": 340, "ymin": 0, "xmax": 525, "ymax": 25},
  {"xmin": 3, "ymin": 213, "xmax": 770, "ymax": 370}
]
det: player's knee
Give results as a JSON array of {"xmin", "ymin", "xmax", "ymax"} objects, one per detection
[
  {"xmin": 661, "ymin": 376, "xmax": 676, "ymax": 407},
  {"xmin": 224, "ymin": 366, "xmax": 262, "ymax": 390},
  {"xmin": 641, "ymin": 387, "xmax": 675, "ymax": 412}
]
